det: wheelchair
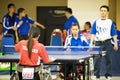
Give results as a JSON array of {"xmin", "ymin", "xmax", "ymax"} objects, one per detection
[{"xmin": 10, "ymin": 64, "xmax": 52, "ymax": 80}]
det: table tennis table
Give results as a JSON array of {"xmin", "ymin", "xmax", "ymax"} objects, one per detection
[{"xmin": 0, "ymin": 46, "xmax": 101, "ymax": 80}]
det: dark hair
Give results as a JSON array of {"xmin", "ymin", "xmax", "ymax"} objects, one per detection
[
  {"xmin": 27, "ymin": 27, "xmax": 40, "ymax": 58},
  {"xmin": 85, "ymin": 21, "xmax": 91, "ymax": 28},
  {"xmin": 100, "ymin": 5, "xmax": 109, "ymax": 11},
  {"xmin": 65, "ymin": 8, "xmax": 72, "ymax": 14},
  {"xmin": 17, "ymin": 8, "xmax": 25, "ymax": 15},
  {"xmin": 8, "ymin": 3, "xmax": 15, "ymax": 9},
  {"xmin": 72, "ymin": 23, "xmax": 80, "ymax": 29}
]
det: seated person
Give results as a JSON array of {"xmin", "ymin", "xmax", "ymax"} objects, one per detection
[
  {"xmin": 15, "ymin": 27, "xmax": 55, "ymax": 80},
  {"xmin": 60, "ymin": 24, "xmax": 89, "ymax": 79},
  {"xmin": 81, "ymin": 21, "xmax": 91, "ymax": 44}
]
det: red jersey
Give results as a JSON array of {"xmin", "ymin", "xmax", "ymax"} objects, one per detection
[{"xmin": 15, "ymin": 40, "xmax": 49, "ymax": 66}]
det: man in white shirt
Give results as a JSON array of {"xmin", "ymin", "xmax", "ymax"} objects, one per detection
[{"xmin": 90, "ymin": 5, "xmax": 118, "ymax": 80}]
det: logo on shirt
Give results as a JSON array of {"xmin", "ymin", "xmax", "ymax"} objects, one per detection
[{"xmin": 22, "ymin": 45, "xmax": 38, "ymax": 53}]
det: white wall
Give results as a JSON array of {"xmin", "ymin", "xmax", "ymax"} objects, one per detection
[{"xmin": 68, "ymin": 0, "xmax": 108, "ymax": 30}]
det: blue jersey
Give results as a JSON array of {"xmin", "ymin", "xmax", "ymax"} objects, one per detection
[
  {"xmin": 64, "ymin": 16, "xmax": 79, "ymax": 35},
  {"xmin": 111, "ymin": 30, "xmax": 120, "ymax": 46},
  {"xmin": 2, "ymin": 13, "xmax": 17, "ymax": 35},
  {"xmin": 116, "ymin": 30, "xmax": 120, "ymax": 39},
  {"xmin": 65, "ymin": 33, "xmax": 89, "ymax": 46},
  {"xmin": 64, "ymin": 33, "xmax": 89, "ymax": 51},
  {"xmin": 90, "ymin": 19, "xmax": 117, "ymax": 41},
  {"xmin": 15, "ymin": 15, "xmax": 35, "ymax": 35}
]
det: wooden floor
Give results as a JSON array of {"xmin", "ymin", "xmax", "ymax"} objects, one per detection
[{"xmin": 0, "ymin": 75, "xmax": 120, "ymax": 80}]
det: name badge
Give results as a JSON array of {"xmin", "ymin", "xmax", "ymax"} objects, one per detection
[{"xmin": 22, "ymin": 68, "xmax": 34, "ymax": 79}]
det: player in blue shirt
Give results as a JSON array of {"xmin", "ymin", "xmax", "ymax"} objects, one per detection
[
  {"xmin": 60, "ymin": 24, "xmax": 89, "ymax": 79},
  {"xmin": 90, "ymin": 5, "xmax": 118, "ymax": 80},
  {"xmin": 15, "ymin": 8, "xmax": 45, "ymax": 41},
  {"xmin": 2, "ymin": 3, "xmax": 18, "ymax": 42},
  {"xmin": 65, "ymin": 25, "xmax": 89, "ymax": 47},
  {"xmin": 64, "ymin": 8, "xmax": 79, "ymax": 35}
]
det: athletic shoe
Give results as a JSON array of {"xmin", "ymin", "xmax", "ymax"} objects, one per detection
[
  {"xmin": 91, "ymin": 76, "xmax": 100, "ymax": 80},
  {"xmin": 106, "ymin": 76, "xmax": 112, "ymax": 80}
]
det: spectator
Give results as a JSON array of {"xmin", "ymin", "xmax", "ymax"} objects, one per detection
[
  {"xmin": 15, "ymin": 8, "xmax": 45, "ymax": 41},
  {"xmin": 63, "ymin": 8, "xmax": 79, "ymax": 36},
  {"xmin": 2, "ymin": 3, "xmax": 17, "ymax": 42},
  {"xmin": 81, "ymin": 21, "xmax": 91, "ymax": 44}
]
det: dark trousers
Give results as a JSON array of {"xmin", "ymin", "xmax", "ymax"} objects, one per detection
[
  {"xmin": 61, "ymin": 63, "xmax": 73, "ymax": 77},
  {"xmin": 94, "ymin": 39, "xmax": 113, "ymax": 78}
]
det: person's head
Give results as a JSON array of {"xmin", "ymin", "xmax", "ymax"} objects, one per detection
[
  {"xmin": 71, "ymin": 23, "xmax": 80, "ymax": 36},
  {"xmin": 100, "ymin": 5, "xmax": 109, "ymax": 19},
  {"xmin": 17, "ymin": 8, "xmax": 26, "ymax": 17},
  {"xmin": 84, "ymin": 21, "xmax": 91, "ymax": 30},
  {"xmin": 8, "ymin": 3, "xmax": 16, "ymax": 13},
  {"xmin": 27, "ymin": 27, "xmax": 40, "ymax": 58},
  {"xmin": 65, "ymin": 8, "xmax": 72, "ymax": 18}
]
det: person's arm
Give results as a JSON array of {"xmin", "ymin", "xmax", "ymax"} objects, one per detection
[
  {"xmin": 111, "ymin": 22, "xmax": 118, "ymax": 51},
  {"xmin": 39, "ymin": 45, "xmax": 55, "ymax": 63},
  {"xmin": 64, "ymin": 35, "xmax": 71, "ymax": 47},
  {"xmin": 26, "ymin": 16, "xmax": 45, "ymax": 29},
  {"xmin": 2, "ymin": 17, "xmax": 16, "ymax": 30},
  {"xmin": 34, "ymin": 21, "xmax": 45, "ymax": 29},
  {"xmin": 15, "ymin": 41, "xmax": 22, "ymax": 52},
  {"xmin": 90, "ymin": 21, "xmax": 97, "ymax": 46},
  {"xmin": 15, "ymin": 30, "xmax": 19, "ymax": 43},
  {"xmin": 113, "ymin": 35, "xmax": 118, "ymax": 51},
  {"xmin": 64, "ymin": 20, "xmax": 72, "ymax": 32},
  {"xmin": 90, "ymin": 34, "xmax": 95, "ymax": 46}
]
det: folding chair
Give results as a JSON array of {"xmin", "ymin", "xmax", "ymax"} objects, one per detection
[
  {"xmin": 50, "ymin": 29, "xmax": 63, "ymax": 46},
  {"xmin": 2, "ymin": 34, "xmax": 15, "ymax": 54},
  {"xmin": 50, "ymin": 29, "xmax": 63, "ymax": 78}
]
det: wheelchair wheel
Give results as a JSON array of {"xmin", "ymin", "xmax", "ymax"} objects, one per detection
[
  {"xmin": 39, "ymin": 73, "xmax": 52, "ymax": 80},
  {"xmin": 45, "ymin": 74, "xmax": 52, "ymax": 80},
  {"xmin": 10, "ymin": 72, "xmax": 18, "ymax": 80}
]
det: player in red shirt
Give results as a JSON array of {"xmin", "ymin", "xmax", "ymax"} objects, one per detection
[{"xmin": 15, "ymin": 27, "xmax": 55, "ymax": 80}]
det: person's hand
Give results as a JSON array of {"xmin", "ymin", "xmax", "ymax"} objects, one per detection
[
  {"xmin": 66, "ymin": 48, "xmax": 71, "ymax": 51},
  {"xmin": 88, "ymin": 43, "xmax": 94, "ymax": 51},
  {"xmin": 19, "ymin": 20, "xmax": 23, "ymax": 25},
  {"xmin": 12, "ymin": 26, "xmax": 17, "ymax": 31},
  {"xmin": 16, "ymin": 37, "xmax": 19, "ymax": 43},
  {"xmin": 114, "ymin": 43, "xmax": 118, "ymax": 51},
  {"xmin": 49, "ymin": 57, "xmax": 56, "ymax": 62},
  {"xmin": 41, "ymin": 25, "xmax": 46, "ymax": 29}
]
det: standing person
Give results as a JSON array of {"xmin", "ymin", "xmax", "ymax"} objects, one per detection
[
  {"xmin": 15, "ymin": 27, "xmax": 55, "ymax": 80},
  {"xmin": 90, "ymin": 5, "xmax": 118, "ymax": 80},
  {"xmin": 15, "ymin": 8, "xmax": 45, "ymax": 41},
  {"xmin": 2, "ymin": 3, "xmax": 17, "ymax": 42},
  {"xmin": 81, "ymin": 21, "xmax": 91, "ymax": 44},
  {"xmin": 63, "ymin": 8, "xmax": 79, "ymax": 36}
]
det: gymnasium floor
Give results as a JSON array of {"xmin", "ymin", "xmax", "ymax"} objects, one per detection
[{"xmin": 0, "ymin": 75, "xmax": 120, "ymax": 80}]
